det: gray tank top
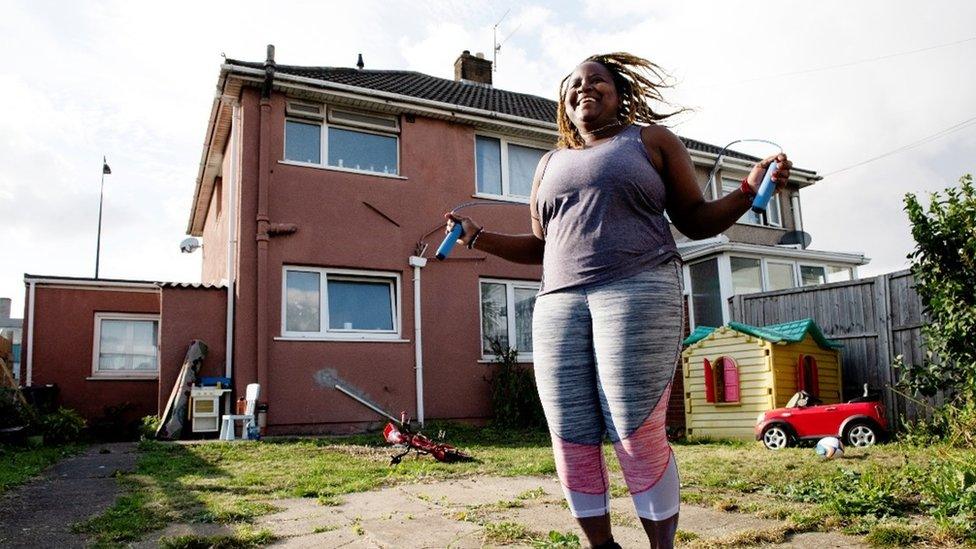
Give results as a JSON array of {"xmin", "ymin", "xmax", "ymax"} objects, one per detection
[{"xmin": 536, "ymin": 124, "xmax": 679, "ymax": 295}]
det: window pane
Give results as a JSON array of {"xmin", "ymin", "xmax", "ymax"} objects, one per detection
[
  {"xmin": 767, "ymin": 195, "xmax": 782, "ymax": 226},
  {"xmin": 285, "ymin": 120, "xmax": 321, "ymax": 163},
  {"xmin": 690, "ymin": 259, "xmax": 723, "ymax": 327},
  {"xmin": 98, "ymin": 319, "xmax": 157, "ymax": 372},
  {"xmin": 475, "ymin": 136, "xmax": 502, "ymax": 195},
  {"xmin": 327, "ymin": 279, "xmax": 394, "ymax": 331},
  {"xmin": 722, "ymin": 179, "xmax": 762, "ymax": 224},
  {"xmin": 327, "ymin": 127, "xmax": 398, "ymax": 174},
  {"xmin": 480, "ymin": 282, "xmax": 508, "ymax": 353},
  {"xmin": 800, "ymin": 265, "xmax": 827, "ymax": 286},
  {"xmin": 826, "ymin": 265, "xmax": 852, "ymax": 283},
  {"xmin": 513, "ymin": 287, "xmax": 537, "ymax": 353},
  {"xmin": 767, "ymin": 262, "xmax": 796, "ymax": 291},
  {"xmin": 508, "ymin": 144, "xmax": 546, "ymax": 198},
  {"xmin": 286, "ymin": 271, "xmax": 321, "ymax": 332},
  {"xmin": 731, "ymin": 257, "xmax": 762, "ymax": 295}
]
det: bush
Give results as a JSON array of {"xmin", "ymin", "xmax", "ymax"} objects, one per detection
[
  {"xmin": 138, "ymin": 415, "xmax": 161, "ymax": 440},
  {"xmin": 39, "ymin": 407, "xmax": 87, "ymax": 444},
  {"xmin": 486, "ymin": 338, "xmax": 546, "ymax": 429},
  {"xmin": 0, "ymin": 388, "xmax": 28, "ymax": 429}
]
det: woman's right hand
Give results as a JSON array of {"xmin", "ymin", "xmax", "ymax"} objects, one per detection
[{"xmin": 444, "ymin": 212, "xmax": 482, "ymax": 247}]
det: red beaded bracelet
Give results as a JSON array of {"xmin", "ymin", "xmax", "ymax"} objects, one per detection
[{"xmin": 739, "ymin": 177, "xmax": 757, "ymax": 199}]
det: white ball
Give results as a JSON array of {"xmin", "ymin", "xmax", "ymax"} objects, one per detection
[{"xmin": 815, "ymin": 436, "xmax": 844, "ymax": 459}]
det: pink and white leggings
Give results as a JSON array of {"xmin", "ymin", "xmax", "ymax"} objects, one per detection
[{"xmin": 532, "ymin": 261, "xmax": 683, "ymax": 520}]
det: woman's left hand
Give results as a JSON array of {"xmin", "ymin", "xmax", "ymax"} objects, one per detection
[{"xmin": 746, "ymin": 153, "xmax": 792, "ymax": 193}]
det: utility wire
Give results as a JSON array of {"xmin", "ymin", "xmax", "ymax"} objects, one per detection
[
  {"xmin": 701, "ymin": 35, "xmax": 976, "ymax": 88},
  {"xmin": 823, "ymin": 115, "xmax": 976, "ymax": 177}
]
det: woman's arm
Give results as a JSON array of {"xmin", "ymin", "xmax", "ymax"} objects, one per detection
[
  {"xmin": 641, "ymin": 125, "xmax": 792, "ymax": 240},
  {"xmin": 443, "ymin": 151, "xmax": 552, "ymax": 265}
]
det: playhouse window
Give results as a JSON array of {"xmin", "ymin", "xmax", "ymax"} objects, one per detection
[
  {"xmin": 797, "ymin": 355, "xmax": 820, "ymax": 396},
  {"xmin": 704, "ymin": 356, "xmax": 740, "ymax": 403}
]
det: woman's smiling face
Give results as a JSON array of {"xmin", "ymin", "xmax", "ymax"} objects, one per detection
[{"xmin": 564, "ymin": 61, "xmax": 621, "ymax": 128}]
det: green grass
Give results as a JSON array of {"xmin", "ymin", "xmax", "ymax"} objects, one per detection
[
  {"xmin": 77, "ymin": 425, "xmax": 976, "ymax": 547},
  {"xmin": 0, "ymin": 443, "xmax": 83, "ymax": 494}
]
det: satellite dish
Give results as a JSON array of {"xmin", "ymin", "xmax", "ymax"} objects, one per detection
[
  {"xmin": 779, "ymin": 231, "xmax": 812, "ymax": 248},
  {"xmin": 180, "ymin": 237, "xmax": 202, "ymax": 254}
]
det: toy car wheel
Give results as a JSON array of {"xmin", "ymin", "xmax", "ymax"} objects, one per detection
[
  {"xmin": 844, "ymin": 421, "xmax": 879, "ymax": 447},
  {"xmin": 761, "ymin": 425, "xmax": 792, "ymax": 450}
]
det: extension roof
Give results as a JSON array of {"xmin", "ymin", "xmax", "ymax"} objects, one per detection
[{"xmin": 682, "ymin": 318, "xmax": 842, "ymax": 349}]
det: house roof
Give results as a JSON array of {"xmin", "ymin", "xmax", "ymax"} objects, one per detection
[
  {"xmin": 224, "ymin": 59, "xmax": 774, "ymax": 165},
  {"xmin": 682, "ymin": 318, "xmax": 842, "ymax": 349},
  {"xmin": 23, "ymin": 274, "xmax": 224, "ymax": 290}
]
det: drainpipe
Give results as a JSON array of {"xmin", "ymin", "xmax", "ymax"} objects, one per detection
[
  {"xmin": 790, "ymin": 194, "xmax": 805, "ymax": 248},
  {"xmin": 255, "ymin": 45, "xmax": 275, "ymax": 403},
  {"xmin": 25, "ymin": 280, "xmax": 35, "ymax": 387},
  {"xmin": 408, "ymin": 256, "xmax": 427, "ymax": 426},
  {"xmin": 224, "ymin": 102, "xmax": 241, "ymax": 411}
]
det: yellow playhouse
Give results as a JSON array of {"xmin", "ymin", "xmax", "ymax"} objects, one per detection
[{"xmin": 681, "ymin": 318, "xmax": 844, "ymax": 440}]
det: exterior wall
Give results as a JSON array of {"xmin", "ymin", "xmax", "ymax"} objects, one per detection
[
  {"xmin": 771, "ymin": 334, "xmax": 843, "ymax": 408},
  {"xmin": 158, "ymin": 287, "xmax": 227, "ymax": 413},
  {"xmin": 681, "ymin": 327, "xmax": 774, "ymax": 440},
  {"xmin": 25, "ymin": 285, "xmax": 160, "ymax": 423},
  {"xmin": 200, "ymin": 144, "xmax": 232, "ymax": 284},
  {"xmin": 220, "ymin": 89, "xmax": 547, "ymax": 433}
]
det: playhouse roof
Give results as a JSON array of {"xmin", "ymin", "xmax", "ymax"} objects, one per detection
[{"xmin": 682, "ymin": 318, "xmax": 843, "ymax": 349}]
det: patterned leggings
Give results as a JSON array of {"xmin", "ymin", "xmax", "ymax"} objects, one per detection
[{"xmin": 532, "ymin": 261, "xmax": 684, "ymax": 520}]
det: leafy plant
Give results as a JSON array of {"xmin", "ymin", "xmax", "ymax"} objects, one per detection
[
  {"xmin": 485, "ymin": 337, "xmax": 546, "ymax": 429},
  {"xmin": 39, "ymin": 407, "xmax": 87, "ymax": 444},
  {"xmin": 901, "ymin": 175, "xmax": 976, "ymax": 406},
  {"xmin": 138, "ymin": 415, "xmax": 162, "ymax": 440}
]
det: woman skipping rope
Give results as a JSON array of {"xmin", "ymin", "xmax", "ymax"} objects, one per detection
[{"xmin": 447, "ymin": 52, "xmax": 792, "ymax": 548}]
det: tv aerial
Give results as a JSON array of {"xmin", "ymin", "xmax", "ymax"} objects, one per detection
[{"xmin": 492, "ymin": 8, "xmax": 521, "ymax": 72}]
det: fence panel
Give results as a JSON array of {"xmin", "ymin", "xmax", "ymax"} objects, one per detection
[{"xmin": 729, "ymin": 270, "xmax": 937, "ymax": 430}]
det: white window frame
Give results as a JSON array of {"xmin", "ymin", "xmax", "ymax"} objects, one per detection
[
  {"xmin": 283, "ymin": 101, "xmax": 400, "ymax": 177},
  {"xmin": 91, "ymin": 313, "xmax": 159, "ymax": 379},
  {"xmin": 798, "ymin": 263, "xmax": 828, "ymax": 287},
  {"xmin": 729, "ymin": 255, "xmax": 765, "ymax": 296},
  {"xmin": 473, "ymin": 133, "xmax": 550, "ymax": 203},
  {"xmin": 281, "ymin": 266, "xmax": 402, "ymax": 341},
  {"xmin": 763, "ymin": 259, "xmax": 798, "ymax": 290},
  {"xmin": 720, "ymin": 175, "xmax": 783, "ymax": 228},
  {"xmin": 479, "ymin": 278, "xmax": 541, "ymax": 362}
]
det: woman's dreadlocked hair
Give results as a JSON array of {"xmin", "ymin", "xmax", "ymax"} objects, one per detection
[{"xmin": 556, "ymin": 52, "xmax": 685, "ymax": 149}]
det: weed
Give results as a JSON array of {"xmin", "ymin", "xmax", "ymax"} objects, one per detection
[
  {"xmin": 674, "ymin": 529, "xmax": 699, "ymax": 543},
  {"xmin": 159, "ymin": 527, "xmax": 275, "ymax": 548},
  {"xmin": 865, "ymin": 523, "xmax": 919, "ymax": 547},
  {"xmin": 531, "ymin": 530, "xmax": 580, "ymax": 548},
  {"xmin": 312, "ymin": 525, "xmax": 337, "ymax": 534},
  {"xmin": 483, "ymin": 521, "xmax": 530, "ymax": 544},
  {"xmin": 516, "ymin": 487, "xmax": 547, "ymax": 500}
]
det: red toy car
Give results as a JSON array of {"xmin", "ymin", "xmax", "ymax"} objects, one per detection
[{"xmin": 755, "ymin": 387, "xmax": 888, "ymax": 450}]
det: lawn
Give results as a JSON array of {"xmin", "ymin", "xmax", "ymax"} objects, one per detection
[
  {"xmin": 0, "ymin": 443, "xmax": 83, "ymax": 494},
  {"xmin": 76, "ymin": 425, "xmax": 976, "ymax": 547}
]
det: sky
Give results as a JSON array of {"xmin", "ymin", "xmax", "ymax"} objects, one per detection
[{"xmin": 1, "ymin": 0, "xmax": 974, "ymax": 315}]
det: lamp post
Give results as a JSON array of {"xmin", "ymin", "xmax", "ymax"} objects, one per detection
[{"xmin": 95, "ymin": 156, "xmax": 111, "ymax": 279}]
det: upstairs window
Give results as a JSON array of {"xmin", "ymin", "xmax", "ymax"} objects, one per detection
[
  {"xmin": 284, "ymin": 102, "xmax": 399, "ymax": 176},
  {"xmin": 475, "ymin": 135, "xmax": 547, "ymax": 200},
  {"xmin": 721, "ymin": 177, "xmax": 782, "ymax": 227}
]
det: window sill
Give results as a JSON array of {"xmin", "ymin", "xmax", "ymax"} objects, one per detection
[
  {"xmin": 275, "ymin": 336, "xmax": 410, "ymax": 343},
  {"xmin": 712, "ymin": 402, "xmax": 742, "ymax": 407},
  {"xmin": 87, "ymin": 375, "xmax": 158, "ymax": 381},
  {"xmin": 278, "ymin": 160, "xmax": 407, "ymax": 180},
  {"xmin": 478, "ymin": 358, "xmax": 534, "ymax": 364},
  {"xmin": 472, "ymin": 193, "xmax": 530, "ymax": 205},
  {"xmin": 733, "ymin": 220, "xmax": 784, "ymax": 229}
]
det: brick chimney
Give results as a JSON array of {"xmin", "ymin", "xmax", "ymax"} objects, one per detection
[{"xmin": 454, "ymin": 50, "xmax": 492, "ymax": 86}]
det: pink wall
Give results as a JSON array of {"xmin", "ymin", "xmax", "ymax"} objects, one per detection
[
  {"xmin": 26, "ymin": 285, "xmax": 160, "ymax": 423},
  {"xmin": 157, "ymin": 286, "xmax": 227, "ymax": 412}
]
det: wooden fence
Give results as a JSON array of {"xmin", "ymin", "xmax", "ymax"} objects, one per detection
[{"xmin": 729, "ymin": 269, "xmax": 940, "ymax": 430}]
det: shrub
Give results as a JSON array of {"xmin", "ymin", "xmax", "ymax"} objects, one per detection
[
  {"xmin": 485, "ymin": 338, "xmax": 546, "ymax": 429},
  {"xmin": 138, "ymin": 415, "xmax": 162, "ymax": 440},
  {"xmin": 39, "ymin": 407, "xmax": 87, "ymax": 444}
]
